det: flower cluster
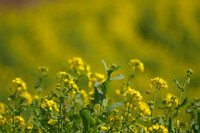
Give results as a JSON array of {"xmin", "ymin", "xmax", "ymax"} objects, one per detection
[
  {"xmin": 125, "ymin": 112, "xmax": 135, "ymax": 124},
  {"xmin": 41, "ymin": 99, "xmax": 59, "ymax": 112},
  {"xmin": 20, "ymin": 91, "xmax": 32, "ymax": 105},
  {"xmin": 138, "ymin": 101, "xmax": 151, "ymax": 115},
  {"xmin": 164, "ymin": 93, "xmax": 179, "ymax": 107},
  {"xmin": 108, "ymin": 109, "xmax": 123, "ymax": 127},
  {"xmin": 150, "ymin": 77, "xmax": 168, "ymax": 90},
  {"xmin": 48, "ymin": 119, "xmax": 58, "ymax": 125},
  {"xmin": 12, "ymin": 78, "xmax": 27, "ymax": 91},
  {"xmin": 0, "ymin": 103, "xmax": 8, "ymax": 114},
  {"xmin": 123, "ymin": 87, "xmax": 143, "ymax": 101},
  {"xmin": 57, "ymin": 71, "xmax": 79, "ymax": 93},
  {"xmin": 101, "ymin": 126, "xmax": 110, "ymax": 131},
  {"xmin": 68, "ymin": 57, "xmax": 91, "ymax": 76},
  {"xmin": 11, "ymin": 116, "xmax": 25, "ymax": 127},
  {"xmin": 129, "ymin": 59, "xmax": 144, "ymax": 72},
  {"xmin": 0, "ymin": 115, "xmax": 6, "ymax": 125},
  {"xmin": 88, "ymin": 72, "xmax": 106, "ymax": 88},
  {"xmin": 149, "ymin": 123, "xmax": 168, "ymax": 133}
]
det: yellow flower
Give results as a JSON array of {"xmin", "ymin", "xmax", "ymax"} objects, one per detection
[
  {"xmin": 116, "ymin": 89, "xmax": 120, "ymax": 95},
  {"xmin": 0, "ymin": 115, "xmax": 6, "ymax": 124},
  {"xmin": 41, "ymin": 99, "xmax": 59, "ymax": 112},
  {"xmin": 165, "ymin": 93, "xmax": 179, "ymax": 107},
  {"xmin": 12, "ymin": 116, "xmax": 25, "ymax": 126},
  {"xmin": 27, "ymin": 124, "xmax": 34, "ymax": 130},
  {"xmin": 151, "ymin": 77, "xmax": 168, "ymax": 90},
  {"xmin": 48, "ymin": 119, "xmax": 58, "ymax": 125},
  {"xmin": 57, "ymin": 72, "xmax": 80, "ymax": 93},
  {"xmin": 38, "ymin": 66, "xmax": 49, "ymax": 72},
  {"xmin": 124, "ymin": 87, "xmax": 143, "ymax": 101},
  {"xmin": 129, "ymin": 59, "xmax": 144, "ymax": 72},
  {"xmin": 101, "ymin": 126, "xmax": 110, "ymax": 130},
  {"xmin": 68, "ymin": 57, "xmax": 90, "ymax": 76},
  {"xmin": 138, "ymin": 101, "xmax": 151, "ymax": 115},
  {"xmin": 12, "ymin": 78, "xmax": 27, "ymax": 91},
  {"xmin": 21, "ymin": 91, "xmax": 32, "ymax": 104},
  {"xmin": 34, "ymin": 95, "xmax": 39, "ymax": 100},
  {"xmin": 88, "ymin": 72, "xmax": 106, "ymax": 88},
  {"xmin": 0, "ymin": 102, "xmax": 8, "ymax": 114},
  {"xmin": 150, "ymin": 123, "xmax": 168, "ymax": 133}
]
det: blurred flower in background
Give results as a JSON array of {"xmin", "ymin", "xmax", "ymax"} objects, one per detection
[{"xmin": 0, "ymin": 0, "xmax": 200, "ymax": 105}]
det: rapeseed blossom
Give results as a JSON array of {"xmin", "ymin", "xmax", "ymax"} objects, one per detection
[
  {"xmin": 0, "ymin": 102, "xmax": 8, "ymax": 114},
  {"xmin": 11, "ymin": 116, "xmax": 25, "ymax": 126},
  {"xmin": 165, "ymin": 93, "xmax": 179, "ymax": 107},
  {"xmin": 123, "ymin": 87, "xmax": 143, "ymax": 101},
  {"xmin": 21, "ymin": 91, "xmax": 32, "ymax": 104},
  {"xmin": 57, "ymin": 71, "xmax": 79, "ymax": 93},
  {"xmin": 129, "ymin": 59, "xmax": 144, "ymax": 72},
  {"xmin": 101, "ymin": 126, "xmax": 110, "ymax": 130},
  {"xmin": 68, "ymin": 57, "xmax": 91, "ymax": 76},
  {"xmin": 0, "ymin": 115, "xmax": 6, "ymax": 124},
  {"xmin": 151, "ymin": 77, "xmax": 168, "ymax": 90},
  {"xmin": 12, "ymin": 78, "xmax": 27, "ymax": 91},
  {"xmin": 41, "ymin": 99, "xmax": 59, "ymax": 112},
  {"xmin": 48, "ymin": 119, "xmax": 58, "ymax": 125},
  {"xmin": 88, "ymin": 72, "xmax": 106, "ymax": 88},
  {"xmin": 149, "ymin": 123, "xmax": 168, "ymax": 133},
  {"xmin": 138, "ymin": 101, "xmax": 151, "ymax": 115}
]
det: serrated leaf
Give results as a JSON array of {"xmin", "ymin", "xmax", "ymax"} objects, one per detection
[
  {"xmin": 176, "ymin": 97, "xmax": 188, "ymax": 109},
  {"xmin": 102, "ymin": 59, "xmax": 109, "ymax": 72},
  {"xmin": 105, "ymin": 102, "xmax": 123, "ymax": 113},
  {"xmin": 100, "ymin": 81, "xmax": 111, "ymax": 95},
  {"xmin": 110, "ymin": 74, "xmax": 124, "ymax": 81}
]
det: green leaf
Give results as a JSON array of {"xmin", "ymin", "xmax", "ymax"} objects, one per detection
[
  {"xmin": 176, "ymin": 97, "xmax": 188, "ymax": 109},
  {"xmin": 100, "ymin": 81, "xmax": 111, "ymax": 95},
  {"xmin": 174, "ymin": 79, "xmax": 183, "ymax": 90},
  {"xmin": 168, "ymin": 117, "xmax": 174, "ymax": 132},
  {"xmin": 79, "ymin": 110, "xmax": 95, "ymax": 131},
  {"xmin": 94, "ymin": 87, "xmax": 105, "ymax": 104},
  {"xmin": 192, "ymin": 123, "xmax": 199, "ymax": 133},
  {"xmin": 102, "ymin": 59, "xmax": 109, "ymax": 72},
  {"xmin": 197, "ymin": 109, "xmax": 200, "ymax": 124},
  {"xmin": 110, "ymin": 64, "xmax": 120, "ymax": 72},
  {"xmin": 110, "ymin": 74, "xmax": 124, "ymax": 81},
  {"xmin": 94, "ymin": 81, "xmax": 102, "ymax": 87},
  {"xmin": 105, "ymin": 102, "xmax": 123, "ymax": 113}
]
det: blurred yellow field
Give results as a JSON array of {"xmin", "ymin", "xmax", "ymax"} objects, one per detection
[{"xmin": 0, "ymin": 0, "xmax": 200, "ymax": 132}]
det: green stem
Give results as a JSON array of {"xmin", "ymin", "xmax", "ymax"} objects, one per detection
[
  {"xmin": 12, "ymin": 101, "xmax": 15, "ymax": 132},
  {"xmin": 151, "ymin": 89, "xmax": 158, "ymax": 126},
  {"xmin": 59, "ymin": 82, "xmax": 64, "ymax": 133},
  {"xmin": 175, "ymin": 82, "xmax": 187, "ymax": 133},
  {"xmin": 60, "ymin": 99, "xmax": 63, "ymax": 133},
  {"xmin": 127, "ymin": 98, "xmax": 133, "ymax": 132},
  {"xmin": 175, "ymin": 91, "xmax": 183, "ymax": 133},
  {"xmin": 166, "ymin": 103, "xmax": 173, "ymax": 122}
]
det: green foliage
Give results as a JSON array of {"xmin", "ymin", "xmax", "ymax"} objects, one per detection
[{"xmin": 0, "ymin": 58, "xmax": 198, "ymax": 133}]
